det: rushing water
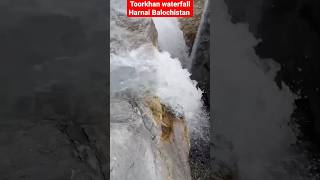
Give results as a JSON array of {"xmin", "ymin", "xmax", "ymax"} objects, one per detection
[
  {"xmin": 109, "ymin": 0, "xmax": 209, "ymax": 134},
  {"xmin": 152, "ymin": 15, "xmax": 211, "ymax": 179},
  {"xmin": 153, "ymin": 17, "xmax": 209, "ymax": 139},
  {"xmin": 110, "ymin": 3, "xmax": 209, "ymax": 179},
  {"xmin": 152, "ymin": 18, "xmax": 190, "ymax": 67},
  {"xmin": 111, "ymin": 46, "xmax": 203, "ymax": 124}
]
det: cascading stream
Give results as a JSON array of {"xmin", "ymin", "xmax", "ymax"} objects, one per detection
[
  {"xmin": 152, "ymin": 18, "xmax": 190, "ymax": 68},
  {"xmin": 152, "ymin": 16, "xmax": 209, "ymax": 138},
  {"xmin": 110, "ymin": 0, "xmax": 209, "ymax": 179},
  {"xmin": 153, "ymin": 12, "xmax": 211, "ymax": 179}
]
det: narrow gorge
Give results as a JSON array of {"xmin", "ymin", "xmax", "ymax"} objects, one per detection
[{"xmin": 110, "ymin": 0, "xmax": 210, "ymax": 179}]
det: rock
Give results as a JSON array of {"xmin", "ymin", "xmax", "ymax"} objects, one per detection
[
  {"xmin": 0, "ymin": 119, "xmax": 104, "ymax": 180},
  {"xmin": 178, "ymin": 0, "xmax": 205, "ymax": 52},
  {"xmin": 110, "ymin": 0, "xmax": 158, "ymax": 54},
  {"xmin": 110, "ymin": 97, "xmax": 191, "ymax": 180},
  {"xmin": 110, "ymin": 1, "xmax": 194, "ymax": 179},
  {"xmin": 190, "ymin": 0, "xmax": 210, "ymax": 108}
]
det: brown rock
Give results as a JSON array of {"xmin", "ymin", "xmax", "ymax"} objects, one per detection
[{"xmin": 178, "ymin": 0, "xmax": 205, "ymax": 52}]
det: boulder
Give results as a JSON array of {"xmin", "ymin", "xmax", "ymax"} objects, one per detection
[{"xmin": 110, "ymin": 97, "xmax": 191, "ymax": 180}]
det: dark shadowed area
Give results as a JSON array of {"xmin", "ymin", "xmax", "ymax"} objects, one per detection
[
  {"xmin": 212, "ymin": 0, "xmax": 320, "ymax": 178},
  {"xmin": 225, "ymin": 0, "xmax": 320, "ymax": 171},
  {"xmin": 0, "ymin": 1, "xmax": 108, "ymax": 179}
]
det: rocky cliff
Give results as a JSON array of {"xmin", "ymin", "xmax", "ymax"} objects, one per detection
[
  {"xmin": 178, "ymin": 0, "xmax": 206, "ymax": 52},
  {"xmin": 110, "ymin": 0, "xmax": 200, "ymax": 179},
  {"xmin": 111, "ymin": 97, "xmax": 191, "ymax": 180},
  {"xmin": 190, "ymin": 0, "xmax": 210, "ymax": 108}
]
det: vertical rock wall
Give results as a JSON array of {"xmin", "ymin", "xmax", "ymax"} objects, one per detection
[{"xmin": 178, "ymin": 0, "xmax": 206, "ymax": 53}]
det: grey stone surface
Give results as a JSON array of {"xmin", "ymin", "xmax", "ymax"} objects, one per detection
[{"xmin": 0, "ymin": 0, "xmax": 108, "ymax": 179}]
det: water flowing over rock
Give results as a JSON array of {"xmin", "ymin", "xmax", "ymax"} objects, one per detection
[
  {"xmin": 110, "ymin": 0, "xmax": 206, "ymax": 179},
  {"xmin": 110, "ymin": 98, "xmax": 191, "ymax": 180},
  {"xmin": 153, "ymin": 18, "xmax": 190, "ymax": 67},
  {"xmin": 110, "ymin": 0, "xmax": 158, "ymax": 53}
]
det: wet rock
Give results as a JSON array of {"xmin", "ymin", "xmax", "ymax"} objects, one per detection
[
  {"xmin": 178, "ymin": 0, "xmax": 205, "ymax": 52},
  {"xmin": 0, "ymin": 119, "xmax": 104, "ymax": 180},
  {"xmin": 110, "ymin": 1, "xmax": 193, "ymax": 179},
  {"xmin": 190, "ymin": 1, "xmax": 210, "ymax": 108},
  {"xmin": 111, "ymin": 0, "xmax": 158, "ymax": 53},
  {"xmin": 110, "ymin": 97, "xmax": 191, "ymax": 180}
]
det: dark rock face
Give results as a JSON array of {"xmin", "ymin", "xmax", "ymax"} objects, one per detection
[
  {"xmin": 189, "ymin": 2, "xmax": 211, "ymax": 179},
  {"xmin": 191, "ymin": 1, "xmax": 210, "ymax": 108},
  {"xmin": 178, "ymin": 0, "xmax": 205, "ymax": 53},
  {"xmin": 0, "ymin": 1, "xmax": 108, "ymax": 179},
  {"xmin": 224, "ymin": 0, "xmax": 320, "ymax": 174}
]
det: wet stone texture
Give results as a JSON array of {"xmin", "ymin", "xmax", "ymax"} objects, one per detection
[
  {"xmin": 178, "ymin": 0, "xmax": 205, "ymax": 53},
  {"xmin": 0, "ymin": 0, "xmax": 108, "ymax": 179},
  {"xmin": 110, "ymin": 1, "xmax": 192, "ymax": 179}
]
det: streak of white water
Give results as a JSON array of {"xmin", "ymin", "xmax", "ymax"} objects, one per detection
[
  {"xmin": 152, "ymin": 18, "xmax": 190, "ymax": 67},
  {"xmin": 213, "ymin": 0, "xmax": 310, "ymax": 179},
  {"xmin": 152, "ymin": 17, "xmax": 209, "ymax": 139},
  {"xmin": 110, "ymin": 1, "xmax": 207, "ymax": 179},
  {"xmin": 111, "ymin": 45, "xmax": 203, "ymax": 124}
]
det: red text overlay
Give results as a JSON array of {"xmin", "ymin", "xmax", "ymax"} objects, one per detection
[{"xmin": 127, "ymin": 0, "xmax": 193, "ymax": 17}]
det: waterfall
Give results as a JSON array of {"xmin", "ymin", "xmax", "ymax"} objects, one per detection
[
  {"xmin": 152, "ymin": 18, "xmax": 190, "ymax": 67},
  {"xmin": 153, "ymin": 8, "xmax": 211, "ymax": 179},
  {"xmin": 110, "ymin": 0, "xmax": 209, "ymax": 179}
]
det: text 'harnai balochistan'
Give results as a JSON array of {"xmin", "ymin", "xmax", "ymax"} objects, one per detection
[{"xmin": 127, "ymin": 0, "xmax": 193, "ymax": 17}]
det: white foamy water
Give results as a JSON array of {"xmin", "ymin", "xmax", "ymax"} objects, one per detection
[
  {"xmin": 110, "ymin": 1, "xmax": 211, "ymax": 179},
  {"xmin": 152, "ymin": 17, "xmax": 209, "ymax": 138},
  {"xmin": 110, "ymin": 0, "xmax": 209, "ymax": 179},
  {"xmin": 110, "ymin": 6, "xmax": 209, "ymax": 133},
  {"xmin": 213, "ymin": 0, "xmax": 310, "ymax": 179},
  {"xmin": 153, "ymin": 18, "xmax": 190, "ymax": 67},
  {"xmin": 111, "ymin": 45, "xmax": 203, "ymax": 124}
]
